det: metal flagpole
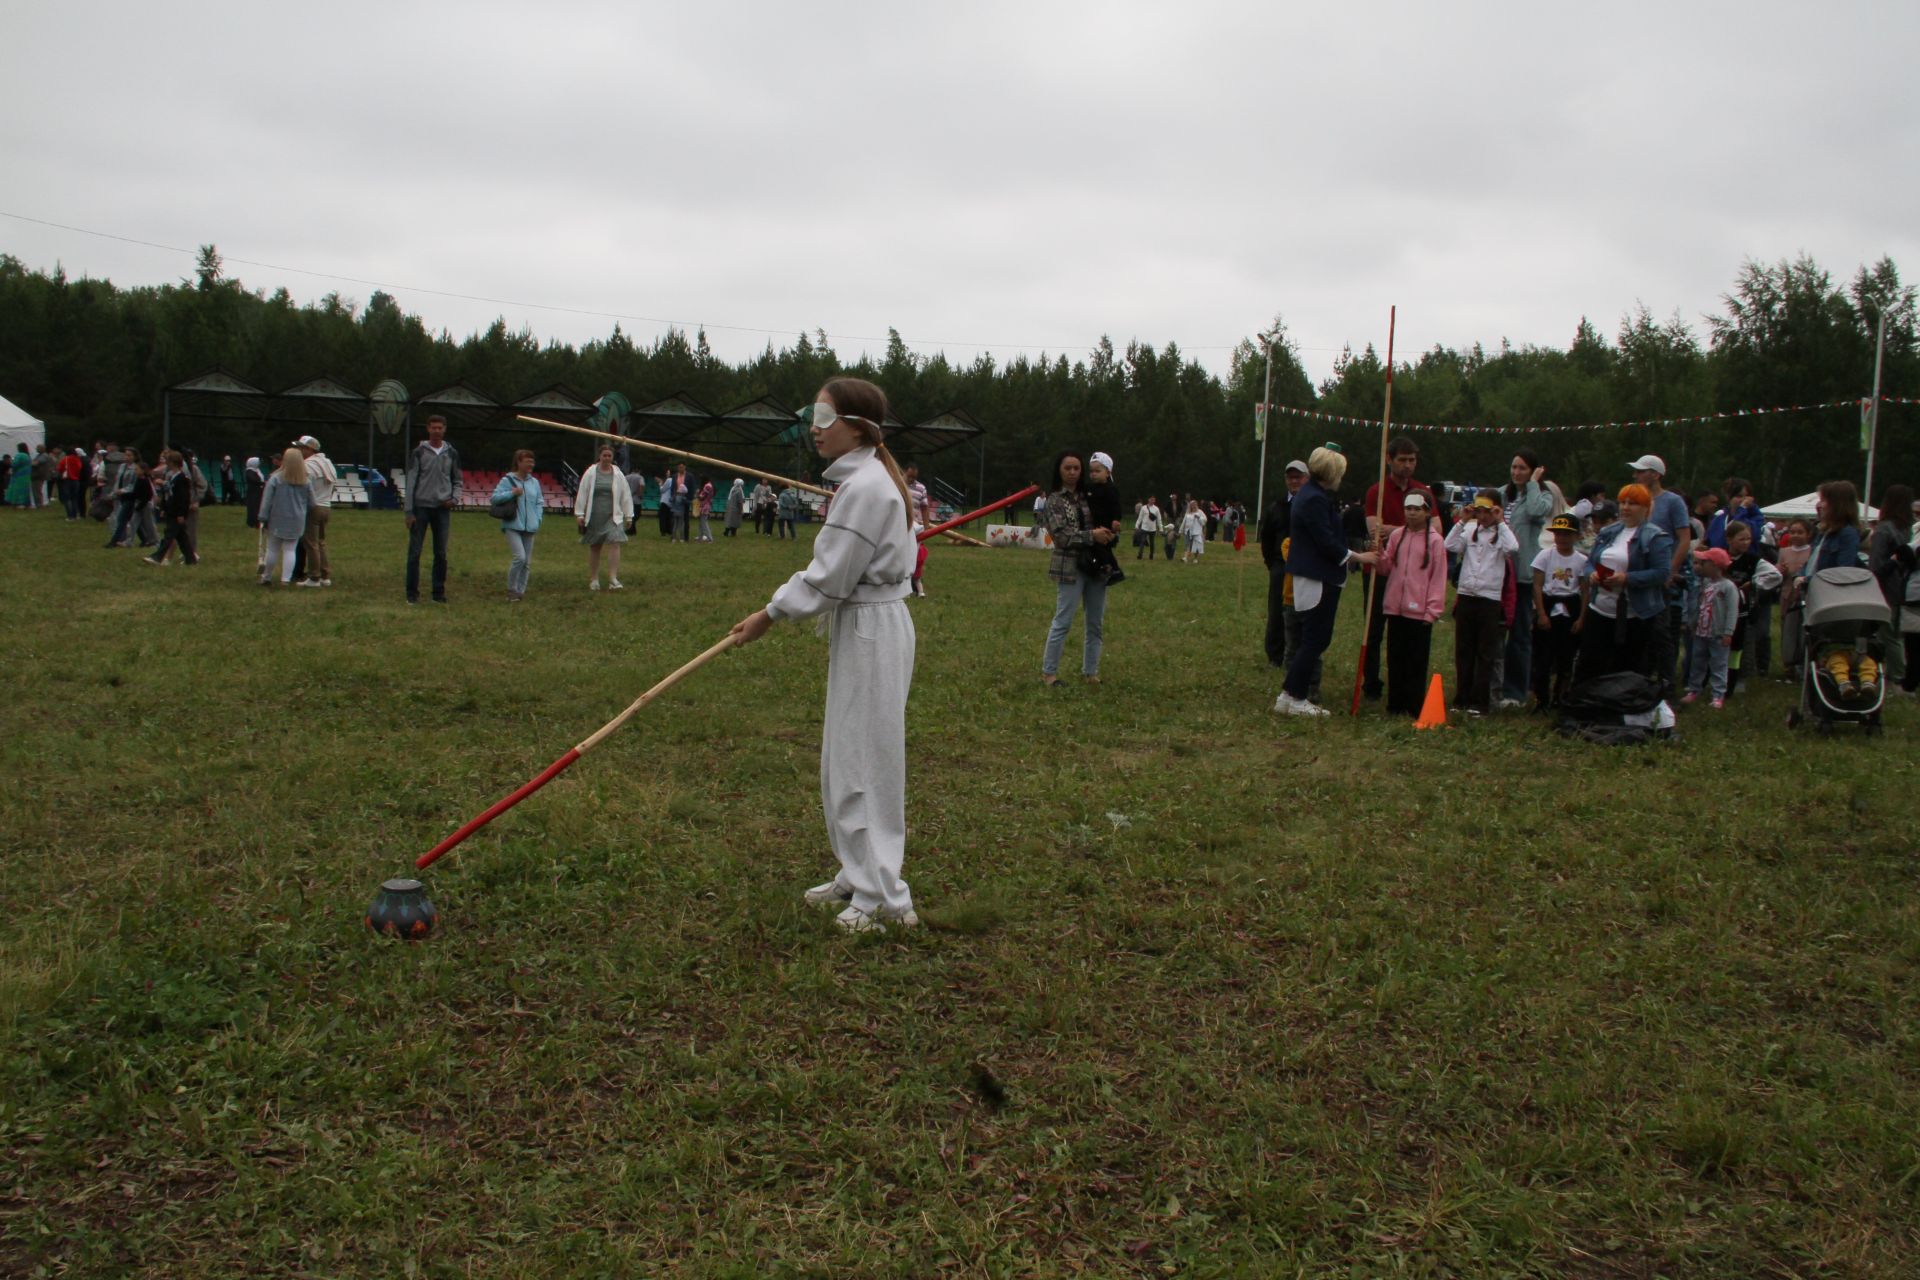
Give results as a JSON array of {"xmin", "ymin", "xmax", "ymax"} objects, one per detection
[
  {"xmin": 1255, "ymin": 329, "xmax": 1275, "ymax": 534},
  {"xmin": 1865, "ymin": 309, "xmax": 1886, "ymax": 509}
]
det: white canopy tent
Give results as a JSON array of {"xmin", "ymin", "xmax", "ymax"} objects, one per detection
[
  {"xmin": 0, "ymin": 394, "xmax": 45, "ymax": 454},
  {"xmin": 1762, "ymin": 491, "xmax": 1879, "ymax": 523}
]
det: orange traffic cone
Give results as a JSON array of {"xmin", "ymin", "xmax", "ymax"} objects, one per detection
[{"xmin": 1413, "ymin": 673, "xmax": 1448, "ymax": 730}]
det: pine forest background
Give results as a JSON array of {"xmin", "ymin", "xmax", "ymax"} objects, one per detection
[{"xmin": 2, "ymin": 248, "xmax": 1916, "ymax": 506}]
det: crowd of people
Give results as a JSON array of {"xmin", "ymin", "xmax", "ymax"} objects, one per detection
[
  {"xmin": 1027, "ymin": 433, "xmax": 1918, "ymax": 723},
  {"xmin": 26, "ymin": 413, "xmax": 920, "ymax": 608},
  {"xmin": 27, "ymin": 421, "xmax": 1919, "ymax": 728},
  {"xmin": 1247, "ymin": 438, "xmax": 1920, "ymax": 718}
]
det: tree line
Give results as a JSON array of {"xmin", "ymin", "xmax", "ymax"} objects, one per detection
[{"xmin": 1, "ymin": 246, "xmax": 1914, "ymax": 506}]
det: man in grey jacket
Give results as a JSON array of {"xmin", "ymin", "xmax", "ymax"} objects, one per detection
[{"xmin": 404, "ymin": 415, "xmax": 462, "ymax": 603}]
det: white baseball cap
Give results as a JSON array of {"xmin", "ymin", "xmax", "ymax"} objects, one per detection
[
  {"xmin": 1284, "ymin": 459, "xmax": 1309, "ymax": 474},
  {"xmin": 1627, "ymin": 454, "xmax": 1665, "ymax": 476},
  {"xmin": 293, "ymin": 434, "xmax": 321, "ymax": 451}
]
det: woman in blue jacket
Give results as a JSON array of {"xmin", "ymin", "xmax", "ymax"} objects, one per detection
[
  {"xmin": 1803, "ymin": 481, "xmax": 1863, "ymax": 579},
  {"xmin": 491, "ymin": 449, "xmax": 544, "ymax": 602},
  {"xmin": 1574, "ymin": 483, "xmax": 1675, "ymax": 684},
  {"xmin": 1274, "ymin": 446, "xmax": 1377, "ymax": 717}
]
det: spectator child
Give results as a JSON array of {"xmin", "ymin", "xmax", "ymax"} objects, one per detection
[
  {"xmin": 1722, "ymin": 520, "xmax": 1781, "ymax": 693},
  {"xmin": 1375, "ymin": 491, "xmax": 1448, "ymax": 715},
  {"xmin": 1777, "ymin": 518, "xmax": 1814, "ymax": 674},
  {"xmin": 1683, "ymin": 547, "xmax": 1738, "ymax": 707},
  {"xmin": 1080, "ymin": 451, "xmax": 1125, "ymax": 584},
  {"xmin": 1530, "ymin": 513, "xmax": 1588, "ymax": 709},
  {"xmin": 1444, "ymin": 492, "xmax": 1518, "ymax": 714}
]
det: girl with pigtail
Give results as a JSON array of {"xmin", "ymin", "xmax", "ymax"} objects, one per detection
[{"xmin": 730, "ymin": 377, "xmax": 921, "ymax": 935}]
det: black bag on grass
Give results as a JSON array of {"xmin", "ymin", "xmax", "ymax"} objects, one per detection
[{"xmin": 1555, "ymin": 671, "xmax": 1668, "ymax": 745}]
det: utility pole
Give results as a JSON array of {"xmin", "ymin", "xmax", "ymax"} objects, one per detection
[
  {"xmin": 1255, "ymin": 325, "xmax": 1279, "ymax": 533},
  {"xmin": 1864, "ymin": 308, "xmax": 1886, "ymax": 510}
]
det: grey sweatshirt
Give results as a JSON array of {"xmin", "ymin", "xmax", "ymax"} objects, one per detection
[{"xmin": 406, "ymin": 442, "xmax": 461, "ymax": 512}]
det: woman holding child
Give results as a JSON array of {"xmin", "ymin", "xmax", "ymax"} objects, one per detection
[{"xmin": 1039, "ymin": 450, "xmax": 1120, "ymax": 688}]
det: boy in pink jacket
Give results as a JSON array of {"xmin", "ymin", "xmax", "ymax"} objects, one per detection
[{"xmin": 1376, "ymin": 492, "xmax": 1450, "ymax": 715}]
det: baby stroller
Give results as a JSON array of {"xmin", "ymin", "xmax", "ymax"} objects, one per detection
[{"xmin": 1788, "ymin": 566, "xmax": 1890, "ymax": 733}]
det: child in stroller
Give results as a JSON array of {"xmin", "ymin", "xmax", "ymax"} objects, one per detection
[{"xmin": 1791, "ymin": 565, "xmax": 1890, "ymax": 729}]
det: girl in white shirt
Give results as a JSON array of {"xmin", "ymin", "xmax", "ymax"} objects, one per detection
[
  {"xmin": 1444, "ymin": 493, "xmax": 1519, "ymax": 713},
  {"xmin": 730, "ymin": 378, "xmax": 920, "ymax": 935}
]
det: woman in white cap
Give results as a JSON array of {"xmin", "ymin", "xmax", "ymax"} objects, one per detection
[{"xmin": 730, "ymin": 377, "xmax": 920, "ymax": 935}]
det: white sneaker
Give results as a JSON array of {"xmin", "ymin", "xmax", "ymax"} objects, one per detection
[
  {"xmin": 835, "ymin": 905, "xmax": 887, "ymax": 935},
  {"xmin": 320, "ymin": 578, "xmax": 333, "ymax": 587},
  {"xmin": 1272, "ymin": 692, "xmax": 1330, "ymax": 717},
  {"xmin": 298, "ymin": 578, "xmax": 321, "ymax": 588},
  {"xmin": 588, "ymin": 579, "xmax": 600, "ymax": 591},
  {"xmin": 607, "ymin": 579, "xmax": 624, "ymax": 591},
  {"xmin": 803, "ymin": 880, "xmax": 853, "ymax": 907},
  {"xmin": 884, "ymin": 909, "xmax": 920, "ymax": 929}
]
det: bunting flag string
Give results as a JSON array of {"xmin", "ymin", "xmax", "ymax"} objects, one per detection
[{"xmin": 1264, "ymin": 397, "xmax": 1893, "ymax": 436}]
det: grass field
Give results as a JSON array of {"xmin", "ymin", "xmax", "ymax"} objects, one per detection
[{"xmin": 3, "ymin": 505, "xmax": 1918, "ymax": 1277}]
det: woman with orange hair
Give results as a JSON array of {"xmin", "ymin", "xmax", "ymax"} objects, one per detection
[{"xmin": 1575, "ymin": 483, "xmax": 1675, "ymax": 684}]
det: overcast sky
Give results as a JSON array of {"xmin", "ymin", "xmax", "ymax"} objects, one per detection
[{"xmin": 5, "ymin": 1, "xmax": 1915, "ymax": 389}]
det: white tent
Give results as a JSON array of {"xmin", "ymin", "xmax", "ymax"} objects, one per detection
[
  {"xmin": 0, "ymin": 394, "xmax": 45, "ymax": 454},
  {"xmin": 1763, "ymin": 491, "xmax": 1879, "ymax": 522}
]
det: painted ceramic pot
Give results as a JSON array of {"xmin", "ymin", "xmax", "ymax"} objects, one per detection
[{"xmin": 365, "ymin": 878, "xmax": 437, "ymax": 941}]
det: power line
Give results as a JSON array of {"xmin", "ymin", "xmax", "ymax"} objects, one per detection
[{"xmin": 1, "ymin": 209, "xmax": 1330, "ymax": 357}]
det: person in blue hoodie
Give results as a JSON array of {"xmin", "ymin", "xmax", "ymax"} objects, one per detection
[
  {"xmin": 1273, "ymin": 445, "xmax": 1378, "ymax": 717},
  {"xmin": 491, "ymin": 448, "xmax": 545, "ymax": 602}
]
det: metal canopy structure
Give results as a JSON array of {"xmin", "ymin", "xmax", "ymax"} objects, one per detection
[
  {"xmin": 714, "ymin": 394, "xmax": 802, "ymax": 446},
  {"xmin": 412, "ymin": 381, "xmax": 498, "ymax": 433},
  {"xmin": 161, "ymin": 369, "xmax": 270, "ymax": 448},
  {"xmin": 883, "ymin": 408, "xmax": 983, "ymax": 456},
  {"xmin": 277, "ymin": 376, "xmax": 369, "ymax": 426},
  {"xmin": 512, "ymin": 383, "xmax": 597, "ymax": 422},
  {"xmin": 628, "ymin": 391, "xmax": 722, "ymax": 444},
  {"xmin": 157, "ymin": 373, "xmax": 988, "ymax": 500}
]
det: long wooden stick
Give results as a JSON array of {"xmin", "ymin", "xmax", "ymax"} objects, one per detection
[
  {"xmin": 1349, "ymin": 305, "xmax": 1397, "ymax": 717},
  {"xmin": 526, "ymin": 410, "xmax": 1006, "ymax": 545},
  {"xmin": 516, "ymin": 413, "xmax": 831, "ymax": 497},
  {"xmin": 416, "ymin": 633, "xmax": 739, "ymax": 870}
]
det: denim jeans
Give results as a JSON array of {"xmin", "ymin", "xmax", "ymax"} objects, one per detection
[
  {"xmin": 406, "ymin": 506, "xmax": 452, "ymax": 600},
  {"xmin": 1687, "ymin": 634, "xmax": 1730, "ymax": 698},
  {"xmin": 503, "ymin": 530, "xmax": 535, "ymax": 596},
  {"xmin": 1042, "ymin": 573, "xmax": 1108, "ymax": 677},
  {"xmin": 1281, "ymin": 606, "xmax": 1322, "ymax": 700},
  {"xmin": 106, "ymin": 495, "xmax": 138, "ymax": 546}
]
